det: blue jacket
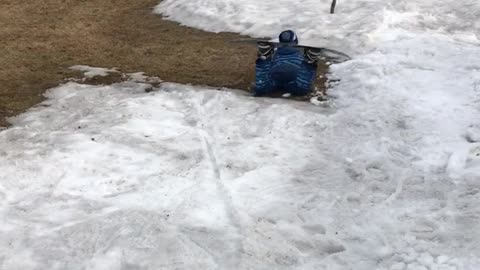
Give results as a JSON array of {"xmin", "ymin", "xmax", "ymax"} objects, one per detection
[
  {"xmin": 254, "ymin": 46, "xmax": 317, "ymax": 96},
  {"xmin": 270, "ymin": 47, "xmax": 305, "ymax": 83}
]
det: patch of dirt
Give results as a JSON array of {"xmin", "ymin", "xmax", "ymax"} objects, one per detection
[{"xmin": 0, "ymin": 0, "xmax": 328, "ymax": 127}]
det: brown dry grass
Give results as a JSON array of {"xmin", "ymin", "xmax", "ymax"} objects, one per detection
[{"xmin": 0, "ymin": 0, "xmax": 327, "ymax": 127}]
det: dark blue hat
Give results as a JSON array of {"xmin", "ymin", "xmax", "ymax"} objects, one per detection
[{"xmin": 279, "ymin": 30, "xmax": 298, "ymax": 44}]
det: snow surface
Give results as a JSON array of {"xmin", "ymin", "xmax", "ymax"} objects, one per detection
[
  {"xmin": 69, "ymin": 65, "xmax": 119, "ymax": 78},
  {"xmin": 1, "ymin": 78, "xmax": 479, "ymax": 269},
  {"xmin": 156, "ymin": 0, "xmax": 480, "ymax": 55},
  {"xmin": 1, "ymin": 0, "xmax": 480, "ymax": 269},
  {"xmin": 155, "ymin": 1, "xmax": 480, "ymax": 268}
]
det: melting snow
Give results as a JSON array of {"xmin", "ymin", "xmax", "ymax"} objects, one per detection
[{"xmin": 1, "ymin": 0, "xmax": 480, "ymax": 269}]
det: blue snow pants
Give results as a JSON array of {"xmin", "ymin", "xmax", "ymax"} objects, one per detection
[{"xmin": 253, "ymin": 47, "xmax": 317, "ymax": 96}]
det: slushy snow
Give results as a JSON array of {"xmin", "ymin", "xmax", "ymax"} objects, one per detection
[
  {"xmin": 1, "ymin": 0, "xmax": 480, "ymax": 269},
  {"xmin": 69, "ymin": 65, "xmax": 119, "ymax": 78}
]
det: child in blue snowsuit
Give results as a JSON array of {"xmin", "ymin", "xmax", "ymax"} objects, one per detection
[{"xmin": 253, "ymin": 30, "xmax": 318, "ymax": 97}]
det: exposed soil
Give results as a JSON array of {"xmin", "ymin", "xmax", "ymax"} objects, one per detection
[{"xmin": 0, "ymin": 0, "xmax": 327, "ymax": 127}]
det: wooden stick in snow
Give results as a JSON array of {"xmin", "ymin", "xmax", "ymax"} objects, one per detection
[{"xmin": 330, "ymin": 0, "xmax": 337, "ymax": 14}]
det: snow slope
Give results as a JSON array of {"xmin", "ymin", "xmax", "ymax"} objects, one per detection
[
  {"xmin": 156, "ymin": 0, "xmax": 480, "ymax": 54},
  {"xmin": 0, "ymin": 0, "xmax": 480, "ymax": 269},
  {"xmin": 155, "ymin": 1, "xmax": 480, "ymax": 268},
  {"xmin": 1, "ymin": 77, "xmax": 479, "ymax": 269}
]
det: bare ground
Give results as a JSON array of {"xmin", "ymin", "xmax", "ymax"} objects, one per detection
[{"xmin": 0, "ymin": 0, "xmax": 327, "ymax": 127}]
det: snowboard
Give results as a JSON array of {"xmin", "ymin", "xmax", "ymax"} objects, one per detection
[{"xmin": 230, "ymin": 38, "xmax": 351, "ymax": 63}]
